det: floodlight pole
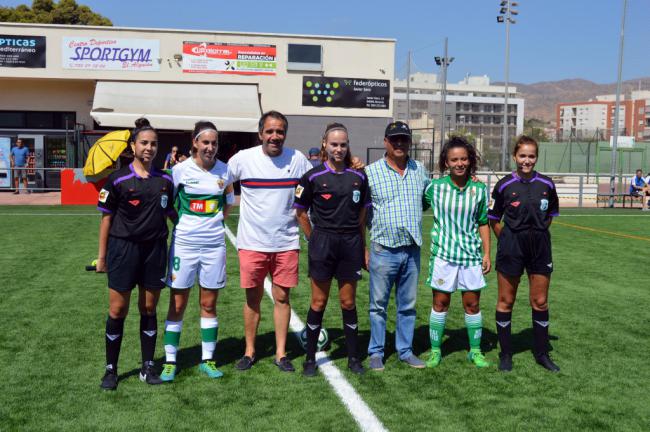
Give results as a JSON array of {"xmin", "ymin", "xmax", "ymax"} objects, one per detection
[
  {"xmin": 498, "ymin": 1, "xmax": 516, "ymax": 171},
  {"xmin": 407, "ymin": 50, "xmax": 411, "ymax": 125},
  {"xmin": 608, "ymin": 0, "xmax": 627, "ymax": 208}
]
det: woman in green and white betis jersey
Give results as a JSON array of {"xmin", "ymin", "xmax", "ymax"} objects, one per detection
[
  {"xmin": 160, "ymin": 121, "xmax": 235, "ymax": 382},
  {"xmin": 423, "ymin": 136, "xmax": 492, "ymax": 369}
]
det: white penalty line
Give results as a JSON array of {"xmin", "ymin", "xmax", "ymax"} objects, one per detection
[{"xmin": 223, "ymin": 225, "xmax": 387, "ymax": 432}]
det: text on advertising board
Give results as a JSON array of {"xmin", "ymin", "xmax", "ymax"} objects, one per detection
[
  {"xmin": 302, "ymin": 76, "xmax": 390, "ymax": 109},
  {"xmin": 0, "ymin": 35, "xmax": 46, "ymax": 68},
  {"xmin": 182, "ymin": 42, "xmax": 276, "ymax": 75},
  {"xmin": 62, "ymin": 37, "xmax": 160, "ymax": 71}
]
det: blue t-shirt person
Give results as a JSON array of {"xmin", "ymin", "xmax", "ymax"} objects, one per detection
[{"xmin": 11, "ymin": 146, "xmax": 29, "ymax": 167}]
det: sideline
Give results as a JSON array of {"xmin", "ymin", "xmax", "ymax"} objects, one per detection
[
  {"xmin": 224, "ymin": 225, "xmax": 387, "ymax": 432},
  {"xmin": 554, "ymin": 221, "xmax": 650, "ymax": 243}
]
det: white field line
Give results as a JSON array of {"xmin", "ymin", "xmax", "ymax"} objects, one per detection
[
  {"xmin": 0, "ymin": 212, "xmax": 646, "ymax": 218},
  {"xmin": 223, "ymin": 225, "xmax": 387, "ymax": 432},
  {"xmin": 0, "ymin": 212, "xmax": 242, "ymax": 216}
]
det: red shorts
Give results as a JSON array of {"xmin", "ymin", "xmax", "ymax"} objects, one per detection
[{"xmin": 238, "ymin": 249, "xmax": 299, "ymax": 289}]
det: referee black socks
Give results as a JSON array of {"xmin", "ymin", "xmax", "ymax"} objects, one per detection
[
  {"xmin": 495, "ymin": 311, "xmax": 512, "ymax": 355},
  {"xmin": 342, "ymin": 307, "xmax": 359, "ymax": 360},
  {"xmin": 532, "ymin": 309, "xmax": 550, "ymax": 357},
  {"xmin": 306, "ymin": 308, "xmax": 324, "ymax": 362},
  {"xmin": 105, "ymin": 316, "xmax": 124, "ymax": 372},
  {"xmin": 140, "ymin": 314, "xmax": 158, "ymax": 364}
]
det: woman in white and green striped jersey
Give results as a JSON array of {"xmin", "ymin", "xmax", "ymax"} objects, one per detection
[{"xmin": 423, "ymin": 137, "xmax": 492, "ymax": 369}]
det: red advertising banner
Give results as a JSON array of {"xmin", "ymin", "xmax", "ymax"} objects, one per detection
[{"xmin": 182, "ymin": 42, "xmax": 276, "ymax": 75}]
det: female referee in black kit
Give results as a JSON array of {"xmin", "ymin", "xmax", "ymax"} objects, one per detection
[
  {"xmin": 95, "ymin": 118, "xmax": 176, "ymax": 390},
  {"xmin": 294, "ymin": 123, "xmax": 370, "ymax": 377},
  {"xmin": 488, "ymin": 135, "xmax": 560, "ymax": 373}
]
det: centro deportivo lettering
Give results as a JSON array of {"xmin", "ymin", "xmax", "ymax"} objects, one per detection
[
  {"xmin": 70, "ymin": 47, "xmax": 152, "ymax": 62},
  {"xmin": 189, "ymin": 199, "xmax": 219, "ymax": 213}
]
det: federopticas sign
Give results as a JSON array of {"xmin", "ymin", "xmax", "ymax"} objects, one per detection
[{"xmin": 62, "ymin": 37, "xmax": 160, "ymax": 71}]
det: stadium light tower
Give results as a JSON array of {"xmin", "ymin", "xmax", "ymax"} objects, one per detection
[
  {"xmin": 435, "ymin": 37, "xmax": 454, "ymax": 151},
  {"xmin": 497, "ymin": 1, "xmax": 518, "ymax": 171},
  {"xmin": 608, "ymin": 0, "xmax": 628, "ymax": 208}
]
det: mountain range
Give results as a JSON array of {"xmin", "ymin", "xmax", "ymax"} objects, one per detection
[{"xmin": 496, "ymin": 77, "xmax": 650, "ymax": 124}]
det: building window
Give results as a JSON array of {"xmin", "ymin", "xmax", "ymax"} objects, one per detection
[
  {"xmin": 287, "ymin": 44, "xmax": 322, "ymax": 71},
  {"xmin": 0, "ymin": 111, "xmax": 76, "ymax": 129}
]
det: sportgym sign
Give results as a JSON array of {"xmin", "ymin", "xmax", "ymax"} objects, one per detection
[
  {"xmin": 62, "ymin": 37, "xmax": 160, "ymax": 71},
  {"xmin": 302, "ymin": 76, "xmax": 390, "ymax": 109},
  {"xmin": 0, "ymin": 35, "xmax": 46, "ymax": 68}
]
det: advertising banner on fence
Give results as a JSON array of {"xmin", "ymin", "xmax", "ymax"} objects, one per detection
[
  {"xmin": 182, "ymin": 42, "xmax": 276, "ymax": 75},
  {"xmin": 62, "ymin": 37, "xmax": 160, "ymax": 71},
  {"xmin": 0, "ymin": 35, "xmax": 46, "ymax": 68},
  {"xmin": 302, "ymin": 76, "xmax": 390, "ymax": 109}
]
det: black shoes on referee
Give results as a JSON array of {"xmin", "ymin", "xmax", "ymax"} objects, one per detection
[
  {"xmin": 498, "ymin": 352, "xmax": 560, "ymax": 373},
  {"xmin": 535, "ymin": 353, "xmax": 560, "ymax": 372},
  {"xmin": 498, "ymin": 353, "xmax": 513, "ymax": 372},
  {"xmin": 100, "ymin": 368, "xmax": 118, "ymax": 391}
]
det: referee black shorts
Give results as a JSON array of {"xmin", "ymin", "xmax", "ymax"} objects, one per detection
[
  {"xmin": 107, "ymin": 236, "xmax": 167, "ymax": 292},
  {"xmin": 496, "ymin": 227, "xmax": 553, "ymax": 277},
  {"xmin": 308, "ymin": 229, "xmax": 363, "ymax": 282}
]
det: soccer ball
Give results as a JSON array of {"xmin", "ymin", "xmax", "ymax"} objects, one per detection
[{"xmin": 298, "ymin": 326, "xmax": 329, "ymax": 352}]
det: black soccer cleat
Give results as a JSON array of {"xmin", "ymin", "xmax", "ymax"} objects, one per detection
[
  {"xmin": 302, "ymin": 360, "xmax": 318, "ymax": 377},
  {"xmin": 100, "ymin": 368, "xmax": 118, "ymax": 390},
  {"xmin": 498, "ymin": 353, "xmax": 513, "ymax": 372},
  {"xmin": 139, "ymin": 361, "xmax": 164, "ymax": 385},
  {"xmin": 347, "ymin": 357, "xmax": 365, "ymax": 375},
  {"xmin": 535, "ymin": 353, "xmax": 560, "ymax": 372}
]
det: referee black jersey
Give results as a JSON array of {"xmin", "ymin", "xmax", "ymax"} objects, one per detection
[
  {"xmin": 97, "ymin": 163, "xmax": 175, "ymax": 242},
  {"xmin": 488, "ymin": 171, "xmax": 559, "ymax": 231},
  {"xmin": 293, "ymin": 163, "xmax": 371, "ymax": 232}
]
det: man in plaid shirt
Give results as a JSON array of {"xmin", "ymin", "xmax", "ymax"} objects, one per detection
[{"xmin": 365, "ymin": 121, "xmax": 430, "ymax": 370}]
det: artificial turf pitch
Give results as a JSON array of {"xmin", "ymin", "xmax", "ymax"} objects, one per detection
[{"xmin": 0, "ymin": 206, "xmax": 648, "ymax": 431}]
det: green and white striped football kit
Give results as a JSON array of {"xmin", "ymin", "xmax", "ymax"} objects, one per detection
[
  {"xmin": 166, "ymin": 157, "xmax": 232, "ymax": 289},
  {"xmin": 424, "ymin": 176, "xmax": 488, "ymax": 291}
]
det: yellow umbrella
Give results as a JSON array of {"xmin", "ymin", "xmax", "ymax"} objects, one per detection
[{"xmin": 83, "ymin": 130, "xmax": 131, "ymax": 177}]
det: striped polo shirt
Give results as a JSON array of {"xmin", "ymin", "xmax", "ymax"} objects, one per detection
[
  {"xmin": 424, "ymin": 175, "xmax": 488, "ymax": 266},
  {"xmin": 366, "ymin": 157, "xmax": 430, "ymax": 248},
  {"xmin": 227, "ymin": 145, "xmax": 312, "ymax": 252}
]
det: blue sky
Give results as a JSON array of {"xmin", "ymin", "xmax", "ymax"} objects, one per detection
[{"xmin": 5, "ymin": 0, "xmax": 649, "ymax": 84}]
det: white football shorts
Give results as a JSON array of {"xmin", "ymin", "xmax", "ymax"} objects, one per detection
[
  {"xmin": 428, "ymin": 256, "xmax": 486, "ymax": 293},
  {"xmin": 167, "ymin": 241, "xmax": 227, "ymax": 290}
]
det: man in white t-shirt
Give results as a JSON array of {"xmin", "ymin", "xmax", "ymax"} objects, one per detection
[{"xmin": 228, "ymin": 111, "xmax": 312, "ymax": 372}]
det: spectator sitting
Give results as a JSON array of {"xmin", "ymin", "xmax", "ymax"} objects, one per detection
[{"xmin": 629, "ymin": 169, "xmax": 649, "ymax": 211}]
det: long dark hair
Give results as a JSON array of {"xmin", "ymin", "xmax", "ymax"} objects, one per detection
[
  {"xmin": 438, "ymin": 136, "xmax": 479, "ymax": 175},
  {"xmin": 321, "ymin": 122, "xmax": 352, "ymax": 167}
]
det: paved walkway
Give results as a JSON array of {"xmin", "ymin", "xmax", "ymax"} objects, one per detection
[{"xmin": 0, "ymin": 191, "xmax": 61, "ymax": 205}]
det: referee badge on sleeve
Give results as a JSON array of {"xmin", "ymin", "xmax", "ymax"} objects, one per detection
[
  {"xmin": 161, "ymin": 195, "xmax": 169, "ymax": 209},
  {"xmin": 488, "ymin": 199, "xmax": 495, "ymax": 210},
  {"xmin": 352, "ymin": 190, "xmax": 360, "ymax": 203},
  {"xmin": 540, "ymin": 199, "xmax": 548, "ymax": 211},
  {"xmin": 295, "ymin": 185, "xmax": 304, "ymax": 198},
  {"xmin": 98, "ymin": 189, "xmax": 109, "ymax": 203}
]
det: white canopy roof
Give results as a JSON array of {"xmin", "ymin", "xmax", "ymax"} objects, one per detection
[{"xmin": 91, "ymin": 81, "xmax": 261, "ymax": 132}]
